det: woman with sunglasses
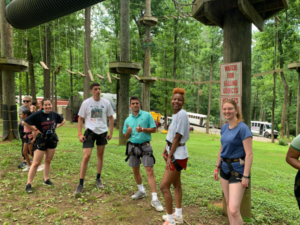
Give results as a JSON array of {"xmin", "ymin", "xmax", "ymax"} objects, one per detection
[
  {"xmin": 18, "ymin": 96, "xmax": 32, "ymax": 169},
  {"xmin": 22, "ymin": 98, "xmax": 66, "ymax": 193}
]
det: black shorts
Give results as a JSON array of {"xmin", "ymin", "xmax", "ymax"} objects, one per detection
[
  {"xmin": 294, "ymin": 170, "xmax": 300, "ymax": 210},
  {"xmin": 220, "ymin": 169, "xmax": 243, "ymax": 184},
  {"xmin": 82, "ymin": 129, "xmax": 107, "ymax": 149},
  {"xmin": 33, "ymin": 134, "xmax": 59, "ymax": 151}
]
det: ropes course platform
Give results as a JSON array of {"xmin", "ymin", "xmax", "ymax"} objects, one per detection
[{"xmin": 0, "ymin": 57, "xmax": 28, "ymax": 72}]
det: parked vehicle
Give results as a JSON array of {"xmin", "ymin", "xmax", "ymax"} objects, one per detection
[
  {"xmin": 251, "ymin": 121, "xmax": 278, "ymax": 139},
  {"xmin": 160, "ymin": 116, "xmax": 172, "ymax": 127},
  {"xmin": 203, "ymin": 121, "xmax": 214, "ymax": 128},
  {"xmin": 186, "ymin": 112, "xmax": 207, "ymax": 127}
]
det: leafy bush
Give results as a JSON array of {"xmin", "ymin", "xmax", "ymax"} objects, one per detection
[{"xmin": 279, "ymin": 139, "xmax": 288, "ymax": 146}]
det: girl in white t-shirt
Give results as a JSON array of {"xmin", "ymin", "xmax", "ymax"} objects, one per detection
[{"xmin": 160, "ymin": 88, "xmax": 190, "ymax": 225}]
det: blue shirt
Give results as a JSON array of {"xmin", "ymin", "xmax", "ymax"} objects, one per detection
[
  {"xmin": 123, "ymin": 110, "xmax": 156, "ymax": 144},
  {"xmin": 220, "ymin": 122, "xmax": 252, "ymax": 174}
]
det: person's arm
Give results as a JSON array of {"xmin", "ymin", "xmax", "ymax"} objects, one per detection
[
  {"xmin": 124, "ymin": 124, "xmax": 132, "ymax": 139},
  {"xmin": 78, "ymin": 116, "xmax": 86, "ymax": 143},
  {"xmin": 106, "ymin": 115, "xmax": 114, "ymax": 140},
  {"xmin": 241, "ymin": 137, "xmax": 253, "ymax": 188},
  {"xmin": 286, "ymin": 147, "xmax": 300, "ymax": 170},
  {"xmin": 213, "ymin": 145, "xmax": 223, "ymax": 181},
  {"xmin": 22, "ymin": 121, "xmax": 36, "ymax": 131},
  {"xmin": 165, "ymin": 133, "xmax": 182, "ymax": 170},
  {"xmin": 56, "ymin": 119, "xmax": 66, "ymax": 128},
  {"xmin": 136, "ymin": 124, "xmax": 156, "ymax": 133}
]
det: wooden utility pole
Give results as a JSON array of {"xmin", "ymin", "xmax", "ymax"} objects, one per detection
[
  {"xmin": 19, "ymin": 73, "xmax": 22, "ymax": 106},
  {"xmin": 27, "ymin": 39, "xmax": 36, "ymax": 102},
  {"xmin": 84, "ymin": 7, "xmax": 91, "ymax": 100},
  {"xmin": 119, "ymin": 0, "xmax": 131, "ymax": 145},
  {"xmin": 139, "ymin": 0, "xmax": 157, "ymax": 111},
  {"xmin": 70, "ymin": 49, "xmax": 73, "ymax": 124},
  {"xmin": 44, "ymin": 23, "xmax": 51, "ymax": 99},
  {"xmin": 0, "ymin": 0, "xmax": 18, "ymax": 140}
]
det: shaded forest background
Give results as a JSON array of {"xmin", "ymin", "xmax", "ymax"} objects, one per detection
[{"xmin": 8, "ymin": 0, "xmax": 300, "ymax": 137}]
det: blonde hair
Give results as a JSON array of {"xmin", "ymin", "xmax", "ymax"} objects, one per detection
[
  {"xmin": 23, "ymin": 96, "xmax": 32, "ymax": 101},
  {"xmin": 172, "ymin": 87, "xmax": 185, "ymax": 103},
  {"xmin": 222, "ymin": 99, "xmax": 243, "ymax": 124}
]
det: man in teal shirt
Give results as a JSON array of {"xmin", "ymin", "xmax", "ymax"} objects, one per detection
[{"xmin": 123, "ymin": 96, "xmax": 163, "ymax": 212}]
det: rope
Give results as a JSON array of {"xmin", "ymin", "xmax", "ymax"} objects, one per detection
[
  {"xmin": 39, "ymin": 25, "xmax": 43, "ymax": 60},
  {"xmin": 53, "ymin": 21, "xmax": 56, "ymax": 69}
]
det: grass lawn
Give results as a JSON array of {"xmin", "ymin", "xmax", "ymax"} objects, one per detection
[{"xmin": 0, "ymin": 122, "xmax": 299, "ymax": 224}]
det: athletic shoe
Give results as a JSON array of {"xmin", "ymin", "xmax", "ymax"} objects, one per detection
[
  {"xmin": 25, "ymin": 183, "xmax": 33, "ymax": 193},
  {"xmin": 95, "ymin": 179, "xmax": 104, "ymax": 189},
  {"xmin": 163, "ymin": 221, "xmax": 176, "ymax": 225},
  {"xmin": 22, "ymin": 165, "xmax": 31, "ymax": 172},
  {"xmin": 162, "ymin": 214, "xmax": 183, "ymax": 224},
  {"xmin": 131, "ymin": 190, "xmax": 146, "ymax": 200},
  {"xmin": 151, "ymin": 199, "xmax": 164, "ymax": 211},
  {"xmin": 37, "ymin": 164, "xmax": 44, "ymax": 172},
  {"xmin": 43, "ymin": 179, "xmax": 54, "ymax": 186},
  {"xmin": 18, "ymin": 161, "xmax": 27, "ymax": 169},
  {"xmin": 73, "ymin": 184, "xmax": 83, "ymax": 196}
]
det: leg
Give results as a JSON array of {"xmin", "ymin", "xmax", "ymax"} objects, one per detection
[
  {"xmin": 172, "ymin": 171, "xmax": 182, "ymax": 209},
  {"xmin": 43, "ymin": 148, "xmax": 56, "ymax": 181},
  {"xmin": 80, "ymin": 148, "xmax": 92, "ymax": 179},
  {"xmin": 220, "ymin": 178, "xmax": 233, "ymax": 224},
  {"xmin": 160, "ymin": 169, "xmax": 181, "ymax": 214},
  {"xmin": 27, "ymin": 150, "xmax": 45, "ymax": 184},
  {"xmin": 144, "ymin": 166, "xmax": 157, "ymax": 193},
  {"xmin": 228, "ymin": 183, "xmax": 245, "ymax": 225},
  {"xmin": 96, "ymin": 145, "xmax": 105, "ymax": 174},
  {"xmin": 132, "ymin": 166, "xmax": 142, "ymax": 185},
  {"xmin": 22, "ymin": 143, "xmax": 32, "ymax": 166}
]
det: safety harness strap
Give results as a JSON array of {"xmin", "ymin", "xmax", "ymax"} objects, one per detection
[
  {"xmin": 221, "ymin": 157, "xmax": 244, "ymax": 178},
  {"xmin": 125, "ymin": 142, "xmax": 156, "ymax": 164}
]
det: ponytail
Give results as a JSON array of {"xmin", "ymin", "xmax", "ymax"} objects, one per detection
[{"xmin": 222, "ymin": 99, "xmax": 243, "ymax": 125}]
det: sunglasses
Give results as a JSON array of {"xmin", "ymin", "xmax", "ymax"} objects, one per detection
[{"xmin": 23, "ymin": 100, "xmax": 31, "ymax": 103}]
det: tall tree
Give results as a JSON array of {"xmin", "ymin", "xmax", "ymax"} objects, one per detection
[
  {"xmin": 84, "ymin": 7, "xmax": 91, "ymax": 100},
  {"xmin": 44, "ymin": 23, "xmax": 51, "ymax": 98}
]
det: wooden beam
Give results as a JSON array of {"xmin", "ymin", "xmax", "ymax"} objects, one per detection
[
  {"xmin": 66, "ymin": 69, "xmax": 76, "ymax": 74},
  {"xmin": 107, "ymin": 72, "xmax": 112, "ymax": 83},
  {"xmin": 88, "ymin": 70, "xmax": 94, "ymax": 81},
  {"xmin": 192, "ymin": 0, "xmax": 204, "ymax": 17},
  {"xmin": 204, "ymin": 1, "xmax": 223, "ymax": 28},
  {"xmin": 275, "ymin": 16, "xmax": 281, "ymax": 22},
  {"xmin": 255, "ymin": 0, "xmax": 287, "ymax": 14},
  {"xmin": 40, "ymin": 61, "xmax": 49, "ymax": 70},
  {"xmin": 238, "ymin": 0, "xmax": 264, "ymax": 32},
  {"xmin": 112, "ymin": 75, "xmax": 120, "ymax": 80},
  {"xmin": 179, "ymin": 14, "xmax": 185, "ymax": 19},
  {"xmin": 163, "ymin": 15, "xmax": 170, "ymax": 20},
  {"xmin": 251, "ymin": 68, "xmax": 284, "ymax": 77},
  {"xmin": 134, "ymin": 75, "xmax": 141, "ymax": 81},
  {"xmin": 96, "ymin": 74, "xmax": 104, "ymax": 79},
  {"xmin": 77, "ymin": 71, "xmax": 86, "ymax": 77},
  {"xmin": 170, "ymin": 15, "xmax": 178, "ymax": 20}
]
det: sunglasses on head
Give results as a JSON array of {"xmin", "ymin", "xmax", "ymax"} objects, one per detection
[{"xmin": 23, "ymin": 100, "xmax": 30, "ymax": 103}]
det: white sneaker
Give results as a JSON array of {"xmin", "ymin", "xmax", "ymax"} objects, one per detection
[
  {"xmin": 37, "ymin": 164, "xmax": 44, "ymax": 172},
  {"xmin": 151, "ymin": 199, "xmax": 163, "ymax": 211},
  {"xmin": 162, "ymin": 214, "xmax": 184, "ymax": 224},
  {"xmin": 22, "ymin": 165, "xmax": 30, "ymax": 172},
  {"xmin": 131, "ymin": 190, "xmax": 146, "ymax": 199}
]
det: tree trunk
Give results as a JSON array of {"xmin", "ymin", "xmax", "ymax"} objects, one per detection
[
  {"xmin": 279, "ymin": 38, "xmax": 288, "ymax": 139},
  {"xmin": 27, "ymin": 39, "xmax": 36, "ymax": 101},
  {"xmin": 70, "ymin": 49, "xmax": 73, "ymax": 124},
  {"xmin": 44, "ymin": 23, "xmax": 51, "ymax": 99},
  {"xmin": 172, "ymin": 19, "xmax": 178, "ymax": 88},
  {"xmin": 297, "ymin": 71, "xmax": 300, "ymax": 136},
  {"xmin": 19, "ymin": 73, "xmax": 22, "ymax": 106},
  {"xmin": 197, "ymin": 67, "xmax": 204, "ymax": 114},
  {"xmin": 26, "ymin": 72, "xmax": 29, "ymax": 95},
  {"xmin": 286, "ymin": 90, "xmax": 292, "ymax": 139},
  {"xmin": 0, "ymin": 0, "xmax": 17, "ymax": 141},
  {"xmin": 119, "ymin": 0, "xmax": 130, "ymax": 145},
  {"xmin": 0, "ymin": 71, "xmax": 2, "ymax": 119},
  {"xmin": 84, "ymin": 7, "xmax": 91, "ymax": 100},
  {"xmin": 206, "ymin": 55, "xmax": 213, "ymax": 134},
  {"xmin": 271, "ymin": 72, "xmax": 276, "ymax": 143}
]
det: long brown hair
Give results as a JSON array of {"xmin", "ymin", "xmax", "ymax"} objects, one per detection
[{"xmin": 222, "ymin": 99, "xmax": 243, "ymax": 125}]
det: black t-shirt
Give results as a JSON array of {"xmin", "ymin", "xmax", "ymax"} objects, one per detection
[{"xmin": 24, "ymin": 111, "xmax": 64, "ymax": 135}]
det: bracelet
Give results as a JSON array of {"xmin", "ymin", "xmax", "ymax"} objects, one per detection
[
  {"xmin": 162, "ymin": 154, "xmax": 166, "ymax": 157},
  {"xmin": 78, "ymin": 133, "xmax": 82, "ymax": 136},
  {"xmin": 214, "ymin": 169, "xmax": 219, "ymax": 172},
  {"xmin": 243, "ymin": 175, "xmax": 251, "ymax": 179}
]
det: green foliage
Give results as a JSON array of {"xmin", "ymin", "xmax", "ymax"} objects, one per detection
[{"xmin": 278, "ymin": 139, "xmax": 288, "ymax": 146}]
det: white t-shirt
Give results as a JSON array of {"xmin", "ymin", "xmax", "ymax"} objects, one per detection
[
  {"xmin": 78, "ymin": 97, "xmax": 114, "ymax": 134},
  {"xmin": 166, "ymin": 109, "xmax": 189, "ymax": 159}
]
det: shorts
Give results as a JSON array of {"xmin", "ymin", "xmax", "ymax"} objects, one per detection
[
  {"xmin": 294, "ymin": 170, "xmax": 300, "ymax": 210},
  {"xmin": 128, "ymin": 143, "xmax": 154, "ymax": 168},
  {"xmin": 220, "ymin": 169, "xmax": 243, "ymax": 184},
  {"xmin": 82, "ymin": 129, "xmax": 107, "ymax": 149},
  {"xmin": 23, "ymin": 137, "xmax": 33, "ymax": 145},
  {"xmin": 33, "ymin": 134, "xmax": 59, "ymax": 151},
  {"xmin": 170, "ymin": 158, "xmax": 188, "ymax": 171}
]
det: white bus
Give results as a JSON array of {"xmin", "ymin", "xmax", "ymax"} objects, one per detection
[
  {"xmin": 160, "ymin": 116, "xmax": 172, "ymax": 126},
  {"xmin": 251, "ymin": 121, "xmax": 278, "ymax": 139},
  {"xmin": 187, "ymin": 112, "xmax": 207, "ymax": 127}
]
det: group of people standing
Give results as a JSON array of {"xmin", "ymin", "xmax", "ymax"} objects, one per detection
[{"xmin": 19, "ymin": 82, "xmax": 256, "ymax": 225}]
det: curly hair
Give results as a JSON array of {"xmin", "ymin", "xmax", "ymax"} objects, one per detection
[{"xmin": 172, "ymin": 87, "xmax": 185, "ymax": 102}]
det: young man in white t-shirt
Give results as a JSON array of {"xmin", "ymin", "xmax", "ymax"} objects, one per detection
[{"xmin": 74, "ymin": 83, "xmax": 114, "ymax": 196}]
